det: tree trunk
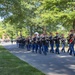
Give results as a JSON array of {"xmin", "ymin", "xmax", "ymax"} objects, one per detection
[
  {"xmin": 20, "ymin": 30, "xmax": 22, "ymax": 37},
  {"xmin": 30, "ymin": 25, "xmax": 32, "ymax": 38},
  {"xmin": 43, "ymin": 26, "xmax": 46, "ymax": 34},
  {"xmin": 73, "ymin": 19, "xmax": 75, "ymax": 31},
  {"xmin": 16, "ymin": 31, "xmax": 18, "ymax": 36}
]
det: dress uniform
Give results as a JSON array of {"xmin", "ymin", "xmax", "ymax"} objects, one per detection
[
  {"xmin": 32, "ymin": 37, "xmax": 36, "ymax": 52},
  {"xmin": 61, "ymin": 34, "xmax": 66, "ymax": 53},
  {"xmin": 69, "ymin": 34, "xmax": 75, "ymax": 56},
  {"xmin": 26, "ymin": 37, "xmax": 30, "ymax": 51},
  {"xmin": 67, "ymin": 36, "xmax": 70, "ymax": 53},
  {"xmin": 54, "ymin": 33, "xmax": 60, "ymax": 54},
  {"xmin": 42, "ymin": 36, "xmax": 49, "ymax": 55},
  {"xmin": 37, "ymin": 37, "xmax": 42, "ymax": 54},
  {"xmin": 35, "ymin": 37, "xmax": 38, "ymax": 53},
  {"xmin": 67, "ymin": 30, "xmax": 74, "ymax": 53},
  {"xmin": 49, "ymin": 32, "xmax": 54, "ymax": 53}
]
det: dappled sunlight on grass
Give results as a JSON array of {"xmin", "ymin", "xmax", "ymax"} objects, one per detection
[{"xmin": 0, "ymin": 45, "xmax": 45, "ymax": 75}]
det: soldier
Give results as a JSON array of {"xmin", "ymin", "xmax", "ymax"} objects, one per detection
[
  {"xmin": 28, "ymin": 36, "xmax": 32, "ymax": 50},
  {"xmin": 21, "ymin": 37, "xmax": 25, "ymax": 49},
  {"xmin": 54, "ymin": 32, "xmax": 60, "ymax": 54},
  {"xmin": 32, "ymin": 36, "xmax": 35, "ymax": 52},
  {"xmin": 32, "ymin": 34, "xmax": 38, "ymax": 53},
  {"xmin": 37, "ymin": 35, "xmax": 42, "ymax": 54},
  {"xmin": 26, "ymin": 37, "xmax": 31, "ymax": 51},
  {"xmin": 35, "ymin": 37, "xmax": 38, "ymax": 53},
  {"xmin": 18, "ymin": 37, "xmax": 22, "ymax": 48},
  {"xmin": 67, "ymin": 34, "xmax": 70, "ymax": 53},
  {"xmin": 41, "ymin": 35, "xmax": 49, "ymax": 55},
  {"xmin": 49, "ymin": 32, "xmax": 54, "ymax": 53},
  {"xmin": 69, "ymin": 30, "xmax": 75, "ymax": 56},
  {"xmin": 67, "ymin": 30, "xmax": 74, "ymax": 53},
  {"xmin": 10, "ymin": 38, "xmax": 13, "ymax": 44},
  {"xmin": 61, "ymin": 34, "xmax": 66, "ymax": 53},
  {"xmin": 45, "ymin": 36, "xmax": 49, "ymax": 52}
]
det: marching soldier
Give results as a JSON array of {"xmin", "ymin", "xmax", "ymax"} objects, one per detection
[
  {"xmin": 54, "ymin": 32, "xmax": 60, "ymax": 54},
  {"xmin": 67, "ymin": 34, "xmax": 70, "ymax": 53},
  {"xmin": 67, "ymin": 30, "xmax": 74, "ymax": 54},
  {"xmin": 61, "ymin": 34, "xmax": 66, "ymax": 53},
  {"xmin": 49, "ymin": 32, "xmax": 54, "ymax": 53},
  {"xmin": 32, "ymin": 35, "xmax": 36, "ymax": 53},
  {"xmin": 41, "ymin": 35, "xmax": 49, "ymax": 55},
  {"xmin": 69, "ymin": 30, "xmax": 75, "ymax": 56},
  {"xmin": 32, "ymin": 34, "xmax": 38, "ymax": 53},
  {"xmin": 26, "ymin": 37, "xmax": 31, "ymax": 50},
  {"xmin": 37, "ymin": 35, "xmax": 42, "ymax": 54}
]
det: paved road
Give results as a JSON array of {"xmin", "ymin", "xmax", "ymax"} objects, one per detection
[{"xmin": 1, "ymin": 42, "xmax": 75, "ymax": 75}]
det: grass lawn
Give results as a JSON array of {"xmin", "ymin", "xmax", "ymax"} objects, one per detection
[{"xmin": 0, "ymin": 45, "xmax": 45, "ymax": 75}]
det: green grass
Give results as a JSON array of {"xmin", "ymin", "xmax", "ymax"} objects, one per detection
[{"xmin": 0, "ymin": 45, "xmax": 45, "ymax": 75}]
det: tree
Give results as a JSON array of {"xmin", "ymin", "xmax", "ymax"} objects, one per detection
[
  {"xmin": 0, "ymin": 22, "xmax": 5, "ymax": 38},
  {"xmin": 37, "ymin": 0, "xmax": 75, "ymax": 31},
  {"xmin": 1, "ymin": 0, "xmax": 74, "ymax": 36},
  {"xmin": 0, "ymin": 0, "xmax": 37, "ymax": 36}
]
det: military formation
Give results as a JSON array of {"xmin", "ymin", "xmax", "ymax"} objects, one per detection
[{"xmin": 16, "ymin": 30, "xmax": 75, "ymax": 56}]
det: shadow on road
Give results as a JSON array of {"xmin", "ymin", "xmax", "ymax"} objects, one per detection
[{"xmin": 2, "ymin": 43, "xmax": 75, "ymax": 75}]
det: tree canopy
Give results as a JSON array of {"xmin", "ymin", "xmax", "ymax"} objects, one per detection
[
  {"xmin": 37, "ymin": 0, "xmax": 75, "ymax": 30},
  {"xmin": 0, "ymin": 0, "xmax": 75, "ymax": 38}
]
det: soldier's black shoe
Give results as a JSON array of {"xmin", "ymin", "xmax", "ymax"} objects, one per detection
[
  {"xmin": 50, "ymin": 50, "xmax": 52, "ymax": 53},
  {"xmin": 52, "ymin": 52, "xmax": 54, "ymax": 53},
  {"xmin": 58, "ymin": 53, "xmax": 60, "ymax": 54},
  {"xmin": 69, "ymin": 53, "xmax": 72, "ymax": 55},
  {"xmin": 32, "ymin": 51, "xmax": 34, "ymax": 53},
  {"xmin": 55, "ymin": 52, "xmax": 57, "ymax": 54}
]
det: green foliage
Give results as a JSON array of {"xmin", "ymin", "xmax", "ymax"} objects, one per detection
[
  {"xmin": 0, "ymin": 22, "xmax": 5, "ymax": 38},
  {"xmin": 37, "ymin": 0, "xmax": 75, "ymax": 31},
  {"xmin": 0, "ymin": 0, "xmax": 75, "ymax": 37}
]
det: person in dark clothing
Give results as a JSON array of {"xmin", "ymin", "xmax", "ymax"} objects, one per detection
[
  {"xmin": 54, "ymin": 32, "xmax": 60, "ymax": 54},
  {"xmin": 11, "ymin": 39, "xmax": 13, "ymax": 44},
  {"xmin": 41, "ymin": 36, "xmax": 49, "ymax": 55},
  {"xmin": 21, "ymin": 38, "xmax": 25, "ymax": 48},
  {"xmin": 37, "ymin": 37, "xmax": 42, "ymax": 54},
  {"xmin": 49, "ymin": 32, "xmax": 54, "ymax": 53},
  {"xmin": 32, "ymin": 35, "xmax": 37, "ymax": 53},
  {"xmin": 26, "ymin": 37, "xmax": 31, "ymax": 51},
  {"xmin": 61, "ymin": 34, "xmax": 66, "ymax": 53},
  {"xmin": 18, "ymin": 37, "xmax": 22, "ymax": 48},
  {"xmin": 35, "ymin": 37, "xmax": 38, "ymax": 53},
  {"xmin": 67, "ymin": 30, "xmax": 74, "ymax": 53},
  {"xmin": 69, "ymin": 34, "xmax": 75, "ymax": 56},
  {"xmin": 67, "ymin": 35, "xmax": 70, "ymax": 53}
]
